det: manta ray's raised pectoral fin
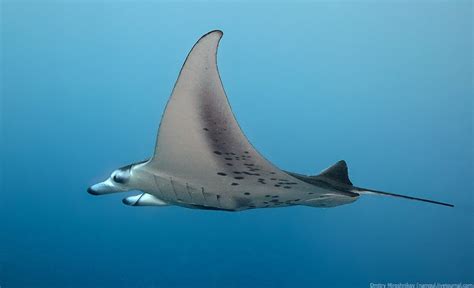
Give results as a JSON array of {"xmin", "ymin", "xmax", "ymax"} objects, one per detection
[
  {"xmin": 143, "ymin": 30, "xmax": 311, "ymax": 196},
  {"xmin": 122, "ymin": 193, "xmax": 168, "ymax": 206}
]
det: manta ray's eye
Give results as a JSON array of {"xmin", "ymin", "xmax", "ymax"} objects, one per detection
[{"xmin": 112, "ymin": 173, "xmax": 128, "ymax": 184}]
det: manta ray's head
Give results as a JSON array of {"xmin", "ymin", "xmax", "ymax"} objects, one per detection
[{"xmin": 87, "ymin": 164, "xmax": 135, "ymax": 195}]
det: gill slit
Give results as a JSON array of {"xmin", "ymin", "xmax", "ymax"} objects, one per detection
[
  {"xmin": 185, "ymin": 183, "xmax": 194, "ymax": 203},
  {"xmin": 201, "ymin": 187, "xmax": 207, "ymax": 202},
  {"xmin": 170, "ymin": 177, "xmax": 179, "ymax": 201},
  {"xmin": 153, "ymin": 175, "xmax": 167, "ymax": 201}
]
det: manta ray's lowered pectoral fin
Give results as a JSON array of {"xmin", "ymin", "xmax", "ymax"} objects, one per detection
[{"xmin": 122, "ymin": 193, "xmax": 168, "ymax": 207}]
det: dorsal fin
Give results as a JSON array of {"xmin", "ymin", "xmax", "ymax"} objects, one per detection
[{"xmin": 314, "ymin": 160, "xmax": 352, "ymax": 185}]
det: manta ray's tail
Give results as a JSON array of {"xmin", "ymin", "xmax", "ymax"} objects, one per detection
[
  {"xmin": 352, "ymin": 187, "xmax": 454, "ymax": 207},
  {"xmin": 316, "ymin": 160, "xmax": 454, "ymax": 208}
]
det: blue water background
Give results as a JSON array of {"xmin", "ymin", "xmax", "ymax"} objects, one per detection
[{"xmin": 1, "ymin": 2, "xmax": 473, "ymax": 287}]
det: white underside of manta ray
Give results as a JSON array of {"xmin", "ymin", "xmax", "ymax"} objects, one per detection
[{"xmin": 88, "ymin": 30, "xmax": 453, "ymax": 211}]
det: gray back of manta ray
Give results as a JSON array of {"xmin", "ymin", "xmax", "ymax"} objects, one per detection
[{"xmin": 88, "ymin": 30, "xmax": 453, "ymax": 211}]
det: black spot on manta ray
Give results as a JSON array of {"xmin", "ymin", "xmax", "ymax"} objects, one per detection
[
  {"xmin": 217, "ymin": 172, "xmax": 227, "ymax": 176},
  {"xmin": 234, "ymin": 176, "xmax": 244, "ymax": 180},
  {"xmin": 226, "ymin": 163, "xmax": 233, "ymax": 166},
  {"xmin": 203, "ymin": 128, "xmax": 209, "ymax": 131},
  {"xmin": 244, "ymin": 192, "xmax": 251, "ymax": 195},
  {"xmin": 243, "ymin": 171, "xmax": 260, "ymax": 176},
  {"xmin": 274, "ymin": 184, "xmax": 281, "ymax": 187},
  {"xmin": 225, "ymin": 157, "xmax": 232, "ymax": 160},
  {"xmin": 283, "ymin": 186, "xmax": 291, "ymax": 189},
  {"xmin": 213, "ymin": 151, "xmax": 222, "ymax": 155},
  {"xmin": 231, "ymin": 183, "xmax": 239, "ymax": 186}
]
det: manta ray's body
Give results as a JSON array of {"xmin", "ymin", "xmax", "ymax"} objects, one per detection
[{"xmin": 88, "ymin": 30, "xmax": 453, "ymax": 211}]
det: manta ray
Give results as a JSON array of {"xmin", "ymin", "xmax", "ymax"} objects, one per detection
[{"xmin": 88, "ymin": 30, "xmax": 453, "ymax": 211}]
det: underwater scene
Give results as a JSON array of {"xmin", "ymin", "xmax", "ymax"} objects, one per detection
[{"xmin": 1, "ymin": 1, "xmax": 473, "ymax": 287}]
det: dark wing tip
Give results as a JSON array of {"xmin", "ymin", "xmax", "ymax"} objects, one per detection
[{"xmin": 201, "ymin": 30, "xmax": 223, "ymax": 39}]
